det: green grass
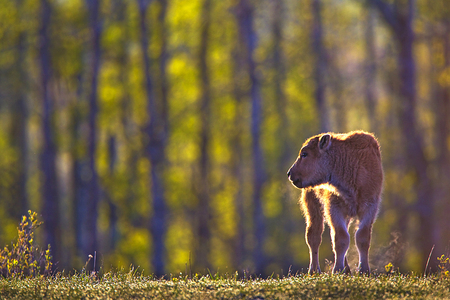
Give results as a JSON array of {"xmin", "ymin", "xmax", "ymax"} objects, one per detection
[
  {"xmin": 2, "ymin": 213, "xmax": 449, "ymax": 299},
  {"xmin": 1, "ymin": 272, "xmax": 450, "ymax": 299}
]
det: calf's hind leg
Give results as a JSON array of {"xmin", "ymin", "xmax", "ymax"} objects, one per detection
[
  {"xmin": 343, "ymin": 218, "xmax": 351, "ymax": 271},
  {"xmin": 356, "ymin": 202, "xmax": 378, "ymax": 274},
  {"xmin": 301, "ymin": 189, "xmax": 324, "ymax": 274}
]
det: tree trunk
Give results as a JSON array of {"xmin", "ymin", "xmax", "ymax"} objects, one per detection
[
  {"xmin": 272, "ymin": 0, "xmax": 288, "ymax": 168},
  {"xmin": 364, "ymin": 8, "xmax": 378, "ymax": 133},
  {"xmin": 434, "ymin": 20, "xmax": 450, "ymax": 256},
  {"xmin": 39, "ymin": 0, "xmax": 61, "ymax": 267},
  {"xmin": 158, "ymin": 0, "xmax": 169, "ymax": 137},
  {"xmin": 368, "ymin": 0, "xmax": 437, "ymax": 272},
  {"xmin": 195, "ymin": 0, "xmax": 213, "ymax": 273},
  {"xmin": 83, "ymin": 0, "xmax": 102, "ymax": 271},
  {"xmin": 72, "ymin": 69, "xmax": 89, "ymax": 268},
  {"xmin": 311, "ymin": 0, "xmax": 329, "ymax": 133},
  {"xmin": 138, "ymin": 0, "xmax": 168, "ymax": 277},
  {"xmin": 231, "ymin": 13, "xmax": 247, "ymax": 271},
  {"xmin": 328, "ymin": 53, "xmax": 346, "ymax": 132},
  {"xmin": 236, "ymin": 0, "xmax": 267, "ymax": 275},
  {"xmin": 11, "ymin": 0, "xmax": 29, "ymax": 219},
  {"xmin": 271, "ymin": 0, "xmax": 293, "ymax": 270}
]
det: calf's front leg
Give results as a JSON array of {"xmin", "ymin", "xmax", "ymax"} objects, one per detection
[
  {"xmin": 301, "ymin": 189, "xmax": 324, "ymax": 274},
  {"xmin": 327, "ymin": 199, "xmax": 351, "ymax": 274}
]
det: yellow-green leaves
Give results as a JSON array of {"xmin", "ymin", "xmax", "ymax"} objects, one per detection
[{"xmin": 0, "ymin": 211, "xmax": 51, "ymax": 278}]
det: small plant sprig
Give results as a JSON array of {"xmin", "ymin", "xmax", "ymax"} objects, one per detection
[
  {"xmin": 0, "ymin": 210, "xmax": 52, "ymax": 278},
  {"xmin": 437, "ymin": 254, "xmax": 449, "ymax": 278},
  {"xmin": 384, "ymin": 262, "xmax": 394, "ymax": 275}
]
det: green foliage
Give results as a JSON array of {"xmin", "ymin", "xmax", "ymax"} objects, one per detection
[
  {"xmin": 0, "ymin": 211, "xmax": 52, "ymax": 278},
  {"xmin": 384, "ymin": 262, "xmax": 394, "ymax": 274},
  {"xmin": 0, "ymin": 272, "xmax": 450, "ymax": 299},
  {"xmin": 437, "ymin": 254, "xmax": 450, "ymax": 278}
]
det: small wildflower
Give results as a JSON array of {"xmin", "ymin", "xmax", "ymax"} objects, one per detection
[{"xmin": 385, "ymin": 262, "xmax": 393, "ymax": 274}]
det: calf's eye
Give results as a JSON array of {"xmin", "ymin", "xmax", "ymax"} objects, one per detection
[{"xmin": 301, "ymin": 152, "xmax": 308, "ymax": 158}]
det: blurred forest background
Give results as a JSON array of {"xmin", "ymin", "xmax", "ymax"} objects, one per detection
[{"xmin": 0, "ymin": 0, "xmax": 449, "ymax": 276}]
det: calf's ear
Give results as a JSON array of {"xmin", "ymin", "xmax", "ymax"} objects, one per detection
[{"xmin": 319, "ymin": 134, "xmax": 331, "ymax": 151}]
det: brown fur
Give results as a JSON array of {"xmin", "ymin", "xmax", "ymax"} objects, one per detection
[{"xmin": 287, "ymin": 131, "xmax": 383, "ymax": 274}]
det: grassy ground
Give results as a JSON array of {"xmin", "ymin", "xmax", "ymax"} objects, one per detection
[
  {"xmin": 1, "ymin": 272, "xmax": 450, "ymax": 299},
  {"xmin": 2, "ymin": 212, "xmax": 449, "ymax": 298}
]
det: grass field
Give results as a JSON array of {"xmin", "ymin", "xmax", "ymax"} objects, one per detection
[
  {"xmin": 1, "ymin": 271, "xmax": 450, "ymax": 299},
  {"xmin": 2, "ymin": 213, "xmax": 449, "ymax": 299}
]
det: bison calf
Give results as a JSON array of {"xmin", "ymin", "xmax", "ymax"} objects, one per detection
[{"xmin": 287, "ymin": 131, "xmax": 383, "ymax": 274}]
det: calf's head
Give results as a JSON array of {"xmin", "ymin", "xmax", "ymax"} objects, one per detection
[{"xmin": 287, "ymin": 133, "xmax": 332, "ymax": 189}]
